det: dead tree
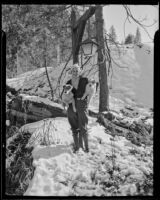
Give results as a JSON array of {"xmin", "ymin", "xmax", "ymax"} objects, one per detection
[{"xmin": 95, "ymin": 5, "xmax": 109, "ymax": 112}]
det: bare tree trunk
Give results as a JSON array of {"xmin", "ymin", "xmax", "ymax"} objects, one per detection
[
  {"xmin": 95, "ymin": 6, "xmax": 109, "ymax": 112},
  {"xmin": 87, "ymin": 18, "xmax": 91, "ymax": 38},
  {"xmin": 56, "ymin": 38, "xmax": 61, "ymax": 66},
  {"xmin": 71, "ymin": 9, "xmax": 77, "ymax": 64},
  {"xmin": 16, "ymin": 50, "xmax": 21, "ymax": 76}
]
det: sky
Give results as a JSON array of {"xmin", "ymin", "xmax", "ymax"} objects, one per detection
[{"xmin": 103, "ymin": 5, "xmax": 159, "ymax": 43}]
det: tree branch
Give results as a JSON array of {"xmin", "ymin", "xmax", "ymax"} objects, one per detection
[
  {"xmin": 73, "ymin": 6, "xmax": 97, "ymax": 30},
  {"xmin": 56, "ymin": 51, "xmax": 72, "ymax": 97},
  {"xmin": 123, "ymin": 5, "xmax": 157, "ymax": 41},
  {"xmin": 43, "ymin": 37, "xmax": 54, "ymax": 101},
  {"xmin": 81, "ymin": 56, "xmax": 92, "ymax": 69},
  {"xmin": 123, "ymin": 5, "xmax": 157, "ymax": 27}
]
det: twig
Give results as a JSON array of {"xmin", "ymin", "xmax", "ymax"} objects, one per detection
[
  {"xmin": 123, "ymin": 16, "xmax": 128, "ymax": 43},
  {"xmin": 105, "ymin": 38, "xmax": 113, "ymax": 82},
  {"xmin": 123, "ymin": 5, "xmax": 157, "ymax": 41},
  {"xmin": 124, "ymin": 5, "xmax": 157, "ymax": 27},
  {"xmin": 44, "ymin": 57, "xmax": 54, "ymax": 101},
  {"xmin": 105, "ymin": 33, "xmax": 122, "ymax": 57},
  {"xmin": 56, "ymin": 51, "xmax": 72, "ymax": 98},
  {"xmin": 104, "ymin": 37, "xmax": 128, "ymax": 69},
  {"xmin": 104, "ymin": 37, "xmax": 114, "ymax": 89},
  {"xmin": 43, "ymin": 35, "xmax": 54, "ymax": 101},
  {"xmin": 81, "ymin": 56, "xmax": 92, "ymax": 69}
]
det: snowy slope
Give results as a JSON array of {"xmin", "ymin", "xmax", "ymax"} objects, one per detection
[
  {"xmin": 7, "ymin": 43, "xmax": 153, "ymax": 109},
  {"xmin": 109, "ymin": 44, "xmax": 153, "ymax": 108},
  {"xmin": 7, "ymin": 44, "xmax": 154, "ymax": 196},
  {"xmin": 133, "ymin": 44, "xmax": 153, "ymax": 108},
  {"xmin": 24, "ymin": 117, "xmax": 153, "ymax": 196}
]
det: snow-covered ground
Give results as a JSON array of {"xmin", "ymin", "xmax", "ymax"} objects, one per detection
[{"xmin": 24, "ymin": 116, "xmax": 153, "ymax": 196}]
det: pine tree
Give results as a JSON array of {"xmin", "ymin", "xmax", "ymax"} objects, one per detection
[
  {"xmin": 2, "ymin": 5, "xmax": 71, "ymax": 77},
  {"xmin": 109, "ymin": 25, "xmax": 117, "ymax": 43},
  {"xmin": 124, "ymin": 33, "xmax": 135, "ymax": 44},
  {"xmin": 134, "ymin": 27, "xmax": 141, "ymax": 44}
]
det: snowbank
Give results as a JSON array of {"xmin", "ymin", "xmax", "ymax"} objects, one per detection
[{"xmin": 24, "ymin": 117, "xmax": 153, "ymax": 196}]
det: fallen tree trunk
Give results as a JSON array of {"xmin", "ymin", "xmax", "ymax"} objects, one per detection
[
  {"xmin": 100, "ymin": 110, "xmax": 152, "ymax": 135},
  {"xmin": 7, "ymin": 93, "xmax": 66, "ymax": 126},
  {"xmin": 6, "ymin": 90, "xmax": 99, "ymax": 126},
  {"xmin": 97, "ymin": 113, "xmax": 153, "ymax": 146},
  {"xmin": 7, "ymin": 109, "xmax": 49, "ymax": 124},
  {"xmin": 114, "ymin": 120, "xmax": 152, "ymax": 135}
]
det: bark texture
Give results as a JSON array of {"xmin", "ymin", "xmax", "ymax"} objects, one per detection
[{"xmin": 95, "ymin": 6, "xmax": 109, "ymax": 112}]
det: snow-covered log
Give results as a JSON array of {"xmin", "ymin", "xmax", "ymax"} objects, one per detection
[
  {"xmin": 97, "ymin": 113, "xmax": 153, "ymax": 146},
  {"xmin": 7, "ymin": 93, "xmax": 66, "ymax": 125}
]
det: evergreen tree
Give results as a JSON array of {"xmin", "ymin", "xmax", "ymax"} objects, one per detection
[
  {"xmin": 2, "ymin": 5, "xmax": 71, "ymax": 78},
  {"xmin": 124, "ymin": 33, "xmax": 135, "ymax": 44},
  {"xmin": 134, "ymin": 27, "xmax": 141, "ymax": 44},
  {"xmin": 109, "ymin": 25, "xmax": 117, "ymax": 43}
]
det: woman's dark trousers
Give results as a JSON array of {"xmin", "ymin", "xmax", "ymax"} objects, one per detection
[{"xmin": 67, "ymin": 99, "xmax": 89, "ymax": 152}]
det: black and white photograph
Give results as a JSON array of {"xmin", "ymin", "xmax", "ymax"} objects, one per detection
[{"xmin": 2, "ymin": 4, "xmax": 159, "ymax": 197}]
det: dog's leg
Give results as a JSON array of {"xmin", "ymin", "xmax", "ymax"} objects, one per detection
[
  {"xmin": 81, "ymin": 92, "xmax": 87, "ymax": 100},
  {"xmin": 87, "ymin": 91, "xmax": 94, "ymax": 105},
  {"xmin": 87, "ymin": 95, "xmax": 92, "ymax": 105},
  {"xmin": 62, "ymin": 102, "xmax": 66, "ymax": 110}
]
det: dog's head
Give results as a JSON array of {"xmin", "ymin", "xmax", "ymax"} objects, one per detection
[
  {"xmin": 88, "ymin": 79, "xmax": 96, "ymax": 87},
  {"xmin": 63, "ymin": 84, "xmax": 73, "ymax": 94}
]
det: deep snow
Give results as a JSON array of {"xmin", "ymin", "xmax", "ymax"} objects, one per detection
[{"xmin": 24, "ymin": 116, "xmax": 153, "ymax": 196}]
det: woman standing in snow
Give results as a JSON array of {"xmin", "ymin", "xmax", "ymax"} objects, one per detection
[{"xmin": 63, "ymin": 64, "xmax": 89, "ymax": 154}]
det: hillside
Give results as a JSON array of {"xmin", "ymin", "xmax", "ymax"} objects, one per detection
[
  {"xmin": 6, "ymin": 43, "xmax": 153, "ymax": 109},
  {"xmin": 24, "ymin": 117, "xmax": 153, "ymax": 196},
  {"xmin": 108, "ymin": 43, "xmax": 153, "ymax": 108},
  {"xmin": 6, "ymin": 43, "xmax": 154, "ymax": 196}
]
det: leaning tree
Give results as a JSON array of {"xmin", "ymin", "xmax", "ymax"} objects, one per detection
[{"xmin": 70, "ymin": 5, "xmax": 109, "ymax": 112}]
